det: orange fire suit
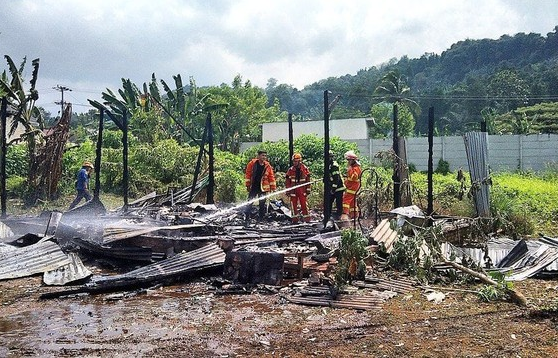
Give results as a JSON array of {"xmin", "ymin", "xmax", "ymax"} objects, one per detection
[
  {"xmin": 245, "ymin": 158, "xmax": 277, "ymax": 218},
  {"xmin": 286, "ymin": 162, "xmax": 311, "ymax": 223},
  {"xmin": 342, "ymin": 162, "xmax": 362, "ymax": 219}
]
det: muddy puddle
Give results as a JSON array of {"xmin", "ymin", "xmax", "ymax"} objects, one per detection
[
  {"xmin": 0, "ymin": 281, "xmax": 245, "ymax": 356},
  {"xmin": 0, "ymin": 276, "xmax": 376, "ymax": 357}
]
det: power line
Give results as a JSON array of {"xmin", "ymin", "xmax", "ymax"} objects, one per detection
[{"xmin": 52, "ymin": 84, "xmax": 72, "ymax": 115}]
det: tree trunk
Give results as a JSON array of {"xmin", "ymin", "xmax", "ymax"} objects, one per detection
[
  {"xmin": 28, "ymin": 104, "xmax": 72, "ymax": 203},
  {"xmin": 441, "ymin": 256, "xmax": 527, "ymax": 307}
]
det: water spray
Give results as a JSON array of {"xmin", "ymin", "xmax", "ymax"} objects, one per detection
[{"xmin": 202, "ymin": 180, "xmax": 319, "ymax": 222}]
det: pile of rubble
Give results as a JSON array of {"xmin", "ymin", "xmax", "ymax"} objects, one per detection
[{"xmin": 1, "ymin": 200, "xmax": 557, "ymax": 310}]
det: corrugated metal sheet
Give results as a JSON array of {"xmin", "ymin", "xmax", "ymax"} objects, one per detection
[
  {"xmin": 0, "ymin": 222, "xmax": 14, "ymax": 239},
  {"xmin": 0, "ymin": 240, "xmax": 70, "ymax": 280},
  {"xmin": 443, "ymin": 238, "xmax": 558, "ymax": 280},
  {"xmin": 43, "ymin": 252, "xmax": 92, "ymax": 285},
  {"xmin": 505, "ymin": 245, "xmax": 558, "ymax": 281},
  {"xmin": 305, "ymin": 231, "xmax": 341, "ymax": 252},
  {"xmin": 441, "ymin": 237, "xmax": 518, "ymax": 267},
  {"xmin": 359, "ymin": 276, "xmax": 416, "ymax": 294},
  {"xmin": 369, "ymin": 219, "xmax": 400, "ymax": 253},
  {"xmin": 94, "ymin": 243, "xmax": 226, "ymax": 285},
  {"xmin": 70, "ymin": 237, "xmax": 153, "ymax": 262},
  {"xmin": 0, "ymin": 243, "xmax": 17, "ymax": 254},
  {"xmin": 463, "ymin": 132, "xmax": 490, "ymax": 217},
  {"xmin": 102, "ymin": 223, "xmax": 206, "ymax": 244}
]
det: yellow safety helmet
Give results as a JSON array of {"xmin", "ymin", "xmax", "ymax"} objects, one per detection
[
  {"xmin": 292, "ymin": 153, "xmax": 302, "ymax": 161},
  {"xmin": 82, "ymin": 161, "xmax": 94, "ymax": 169}
]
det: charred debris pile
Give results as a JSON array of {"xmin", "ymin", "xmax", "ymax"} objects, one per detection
[{"xmin": 1, "ymin": 195, "xmax": 558, "ymax": 310}]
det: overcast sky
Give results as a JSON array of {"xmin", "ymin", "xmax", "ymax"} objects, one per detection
[{"xmin": 2, "ymin": 0, "xmax": 558, "ymax": 115}]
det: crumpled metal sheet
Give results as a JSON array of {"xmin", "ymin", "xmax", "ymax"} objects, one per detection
[
  {"xmin": 43, "ymin": 252, "xmax": 92, "ymax": 285},
  {"xmin": 93, "ymin": 243, "xmax": 226, "ymax": 285},
  {"xmin": 0, "ymin": 240, "xmax": 70, "ymax": 280},
  {"xmin": 0, "ymin": 243, "xmax": 17, "ymax": 257}
]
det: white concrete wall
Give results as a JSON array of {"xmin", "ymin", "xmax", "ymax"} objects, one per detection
[{"xmin": 389, "ymin": 134, "xmax": 558, "ymax": 172}]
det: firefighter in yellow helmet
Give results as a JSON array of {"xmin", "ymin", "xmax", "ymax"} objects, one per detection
[
  {"xmin": 285, "ymin": 153, "xmax": 312, "ymax": 223},
  {"xmin": 341, "ymin": 150, "xmax": 361, "ymax": 220}
]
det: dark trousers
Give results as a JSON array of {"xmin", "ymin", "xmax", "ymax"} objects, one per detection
[
  {"xmin": 247, "ymin": 188, "xmax": 266, "ymax": 219},
  {"xmin": 69, "ymin": 189, "xmax": 92, "ymax": 210},
  {"xmin": 329, "ymin": 190, "xmax": 344, "ymax": 219}
]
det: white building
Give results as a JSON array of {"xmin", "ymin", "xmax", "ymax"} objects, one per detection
[{"xmin": 261, "ymin": 118, "xmax": 374, "ymax": 142}]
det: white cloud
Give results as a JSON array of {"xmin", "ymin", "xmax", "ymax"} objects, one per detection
[{"xmin": 1, "ymin": 0, "xmax": 557, "ymax": 114}]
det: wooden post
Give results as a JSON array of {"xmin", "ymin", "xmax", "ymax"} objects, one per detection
[
  {"xmin": 207, "ymin": 113, "xmax": 214, "ymax": 204},
  {"xmin": 323, "ymin": 91, "xmax": 331, "ymax": 225},
  {"xmin": 393, "ymin": 102, "xmax": 400, "ymax": 208},
  {"xmin": 93, "ymin": 108, "xmax": 104, "ymax": 200},
  {"xmin": 0, "ymin": 97, "xmax": 7, "ymax": 218},
  {"xmin": 122, "ymin": 111, "xmax": 129, "ymax": 210},
  {"xmin": 427, "ymin": 107, "xmax": 434, "ymax": 217},
  {"xmin": 288, "ymin": 113, "xmax": 294, "ymax": 166}
]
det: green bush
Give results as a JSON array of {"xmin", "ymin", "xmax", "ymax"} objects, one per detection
[
  {"xmin": 215, "ymin": 169, "xmax": 244, "ymax": 203},
  {"xmin": 409, "ymin": 171, "xmax": 475, "ymax": 216},
  {"xmin": 335, "ymin": 229, "xmax": 369, "ymax": 287},
  {"xmin": 6, "ymin": 176, "xmax": 27, "ymax": 198},
  {"xmin": 6, "ymin": 144, "xmax": 28, "ymax": 177},
  {"xmin": 435, "ymin": 158, "xmax": 451, "ymax": 174}
]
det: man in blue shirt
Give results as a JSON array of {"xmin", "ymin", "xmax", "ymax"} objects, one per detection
[{"xmin": 68, "ymin": 161, "xmax": 94, "ymax": 210}]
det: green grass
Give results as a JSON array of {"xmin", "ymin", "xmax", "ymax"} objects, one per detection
[
  {"xmin": 491, "ymin": 172, "xmax": 558, "ymax": 236},
  {"xmin": 408, "ymin": 170, "xmax": 558, "ymax": 236}
]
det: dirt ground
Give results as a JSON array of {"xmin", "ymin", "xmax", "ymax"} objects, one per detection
[{"xmin": 1, "ymin": 274, "xmax": 557, "ymax": 358}]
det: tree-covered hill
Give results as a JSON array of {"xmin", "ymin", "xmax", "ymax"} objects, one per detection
[{"xmin": 266, "ymin": 26, "xmax": 558, "ymax": 136}]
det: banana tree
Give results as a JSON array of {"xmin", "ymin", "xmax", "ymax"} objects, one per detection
[
  {"xmin": 90, "ymin": 74, "xmax": 225, "ymax": 207},
  {"xmin": 374, "ymin": 70, "xmax": 420, "ymax": 208},
  {"xmin": 0, "ymin": 56, "xmax": 47, "ymax": 204}
]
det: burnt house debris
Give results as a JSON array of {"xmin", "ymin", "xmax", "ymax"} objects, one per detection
[
  {"xmin": 2, "ymin": 196, "xmax": 556, "ymax": 311},
  {"xmin": 0, "ymin": 195, "xmax": 417, "ymax": 310}
]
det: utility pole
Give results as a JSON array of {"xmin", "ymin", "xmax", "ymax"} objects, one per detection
[{"xmin": 53, "ymin": 85, "xmax": 71, "ymax": 116}]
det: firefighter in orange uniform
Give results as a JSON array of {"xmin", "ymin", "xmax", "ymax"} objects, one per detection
[
  {"xmin": 245, "ymin": 150, "xmax": 277, "ymax": 219},
  {"xmin": 341, "ymin": 150, "xmax": 362, "ymax": 220},
  {"xmin": 285, "ymin": 153, "xmax": 312, "ymax": 223}
]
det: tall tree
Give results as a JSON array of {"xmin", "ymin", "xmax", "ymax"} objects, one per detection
[
  {"xmin": 204, "ymin": 75, "xmax": 284, "ymax": 153},
  {"xmin": 373, "ymin": 70, "xmax": 420, "ymax": 208}
]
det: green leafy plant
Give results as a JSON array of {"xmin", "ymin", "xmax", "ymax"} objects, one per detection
[
  {"xmin": 435, "ymin": 158, "xmax": 451, "ymax": 174},
  {"xmin": 386, "ymin": 223, "xmax": 438, "ymax": 283},
  {"xmin": 334, "ymin": 229, "xmax": 369, "ymax": 287},
  {"xmin": 477, "ymin": 271, "xmax": 514, "ymax": 302}
]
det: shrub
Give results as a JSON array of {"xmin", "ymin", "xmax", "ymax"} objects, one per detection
[
  {"xmin": 6, "ymin": 176, "xmax": 27, "ymax": 198},
  {"xmin": 435, "ymin": 158, "xmax": 451, "ymax": 174},
  {"xmin": 6, "ymin": 144, "xmax": 28, "ymax": 177},
  {"xmin": 215, "ymin": 169, "xmax": 244, "ymax": 203},
  {"xmin": 335, "ymin": 229, "xmax": 369, "ymax": 287}
]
